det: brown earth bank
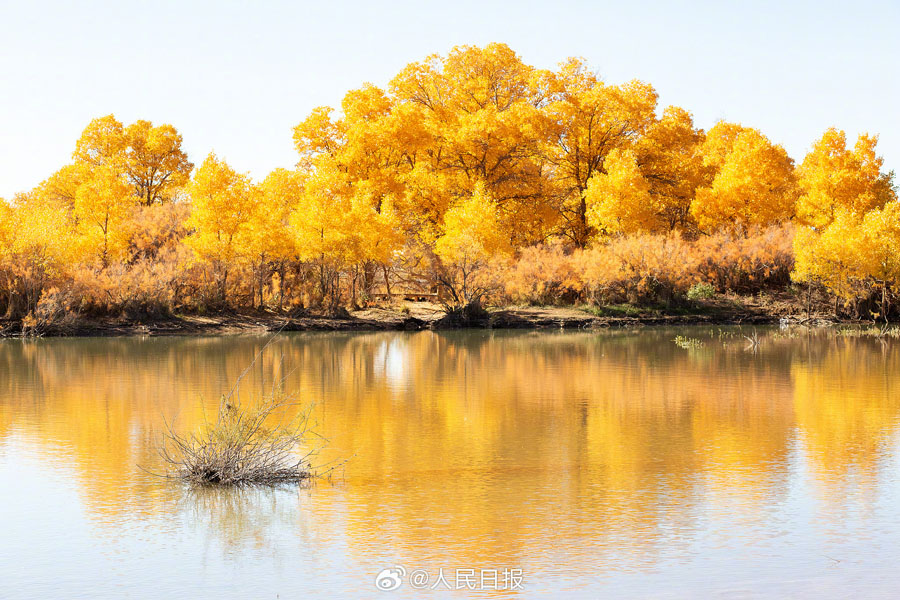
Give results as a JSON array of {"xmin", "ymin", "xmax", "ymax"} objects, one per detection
[{"xmin": 0, "ymin": 289, "xmax": 867, "ymax": 338}]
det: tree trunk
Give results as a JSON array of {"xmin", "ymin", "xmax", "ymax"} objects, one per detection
[{"xmin": 383, "ymin": 265, "xmax": 392, "ymax": 299}]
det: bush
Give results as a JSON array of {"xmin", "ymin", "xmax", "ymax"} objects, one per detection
[
  {"xmin": 501, "ymin": 241, "xmax": 581, "ymax": 305},
  {"xmin": 67, "ymin": 245, "xmax": 192, "ymax": 318},
  {"xmin": 21, "ymin": 287, "xmax": 80, "ymax": 336},
  {"xmin": 694, "ymin": 223, "xmax": 794, "ymax": 292},
  {"xmin": 687, "ymin": 282, "xmax": 716, "ymax": 300},
  {"xmin": 493, "ymin": 224, "xmax": 795, "ymax": 308},
  {"xmin": 578, "ymin": 232, "xmax": 697, "ymax": 305},
  {"xmin": 159, "ymin": 390, "xmax": 322, "ymax": 486},
  {"xmin": 673, "ymin": 335, "xmax": 704, "ymax": 349}
]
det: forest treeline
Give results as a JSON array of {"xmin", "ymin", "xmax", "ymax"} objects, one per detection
[{"xmin": 0, "ymin": 43, "xmax": 897, "ymax": 328}]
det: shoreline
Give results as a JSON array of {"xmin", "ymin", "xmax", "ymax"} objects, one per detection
[{"xmin": 0, "ymin": 297, "xmax": 850, "ymax": 338}]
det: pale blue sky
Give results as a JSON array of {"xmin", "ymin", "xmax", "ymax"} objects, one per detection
[{"xmin": 1, "ymin": 0, "xmax": 897, "ymax": 198}]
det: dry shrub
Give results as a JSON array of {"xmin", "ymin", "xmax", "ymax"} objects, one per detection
[
  {"xmin": 502, "ymin": 241, "xmax": 582, "ymax": 305},
  {"xmin": 0, "ymin": 243, "xmax": 70, "ymax": 320},
  {"xmin": 579, "ymin": 232, "xmax": 698, "ymax": 305},
  {"xmin": 1, "ymin": 259, "xmax": 56, "ymax": 320},
  {"xmin": 159, "ymin": 390, "xmax": 323, "ymax": 486},
  {"xmin": 21, "ymin": 286, "xmax": 80, "ymax": 335},
  {"xmin": 496, "ymin": 224, "xmax": 795, "ymax": 307},
  {"xmin": 693, "ymin": 223, "xmax": 794, "ymax": 293},
  {"xmin": 123, "ymin": 202, "xmax": 191, "ymax": 261},
  {"xmin": 71, "ymin": 246, "xmax": 191, "ymax": 318}
]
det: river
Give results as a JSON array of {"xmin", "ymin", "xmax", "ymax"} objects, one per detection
[{"xmin": 1, "ymin": 328, "xmax": 899, "ymax": 598}]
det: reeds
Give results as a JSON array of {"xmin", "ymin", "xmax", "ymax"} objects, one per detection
[{"xmin": 673, "ymin": 335, "xmax": 704, "ymax": 349}]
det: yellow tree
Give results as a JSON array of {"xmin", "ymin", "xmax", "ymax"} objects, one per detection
[
  {"xmin": 186, "ymin": 153, "xmax": 259, "ymax": 305},
  {"xmin": 0, "ymin": 192, "xmax": 76, "ymax": 317},
  {"xmin": 291, "ymin": 162, "xmax": 403, "ymax": 309},
  {"xmin": 584, "ymin": 149, "xmax": 657, "ymax": 235},
  {"xmin": 433, "ymin": 182, "xmax": 511, "ymax": 306},
  {"xmin": 585, "ymin": 110, "xmax": 709, "ymax": 236},
  {"xmin": 389, "ymin": 43, "xmax": 554, "ymax": 245},
  {"xmin": 293, "ymin": 106, "xmax": 346, "ymax": 169},
  {"xmin": 794, "ymin": 202, "xmax": 900, "ymax": 317},
  {"xmin": 334, "ymin": 85, "xmax": 405, "ymax": 201},
  {"xmin": 699, "ymin": 121, "xmax": 748, "ymax": 171},
  {"xmin": 796, "ymin": 128, "xmax": 896, "ymax": 228},
  {"xmin": 32, "ymin": 163, "xmax": 87, "ymax": 209},
  {"xmin": 634, "ymin": 106, "xmax": 710, "ymax": 231},
  {"xmin": 73, "ymin": 115, "xmax": 127, "ymax": 168},
  {"xmin": 73, "ymin": 165, "xmax": 135, "ymax": 265},
  {"xmin": 293, "ymin": 85, "xmax": 410, "ymax": 234},
  {"xmin": 74, "ymin": 115, "xmax": 193, "ymax": 206},
  {"xmin": 544, "ymin": 57, "xmax": 658, "ymax": 245},
  {"xmin": 0, "ymin": 197, "xmax": 10, "ymax": 241},
  {"xmin": 792, "ymin": 216, "xmax": 856, "ymax": 304},
  {"xmin": 692, "ymin": 129, "xmax": 797, "ymax": 232},
  {"xmin": 0, "ymin": 198, "xmax": 11, "ymax": 313},
  {"xmin": 857, "ymin": 202, "xmax": 900, "ymax": 316},
  {"xmin": 250, "ymin": 168, "xmax": 303, "ymax": 309},
  {"xmin": 342, "ymin": 182, "xmax": 405, "ymax": 305},
  {"xmin": 123, "ymin": 120, "xmax": 194, "ymax": 206}
]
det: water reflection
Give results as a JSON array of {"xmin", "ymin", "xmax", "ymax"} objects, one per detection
[{"xmin": 1, "ymin": 328, "xmax": 900, "ymax": 597}]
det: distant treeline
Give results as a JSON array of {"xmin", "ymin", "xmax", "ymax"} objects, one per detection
[{"xmin": 0, "ymin": 43, "xmax": 897, "ymax": 328}]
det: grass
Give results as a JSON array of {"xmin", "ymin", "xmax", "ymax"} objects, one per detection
[
  {"xmin": 580, "ymin": 301, "xmax": 734, "ymax": 318},
  {"xmin": 835, "ymin": 325, "xmax": 900, "ymax": 339},
  {"xmin": 581, "ymin": 303, "xmax": 650, "ymax": 317},
  {"xmin": 673, "ymin": 335, "xmax": 704, "ymax": 349},
  {"xmin": 686, "ymin": 282, "xmax": 717, "ymax": 301}
]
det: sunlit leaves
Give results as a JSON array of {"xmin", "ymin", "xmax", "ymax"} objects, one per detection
[
  {"xmin": 796, "ymin": 128, "xmax": 896, "ymax": 228},
  {"xmin": 791, "ymin": 129, "xmax": 898, "ymax": 308},
  {"xmin": 692, "ymin": 128, "xmax": 797, "ymax": 232},
  {"xmin": 584, "ymin": 149, "xmax": 657, "ymax": 235},
  {"xmin": 186, "ymin": 153, "xmax": 259, "ymax": 301},
  {"xmin": 433, "ymin": 182, "xmax": 511, "ymax": 304},
  {"xmin": 435, "ymin": 182, "xmax": 511, "ymax": 265},
  {"xmin": 3, "ymin": 43, "xmax": 900, "ymax": 316},
  {"xmin": 73, "ymin": 115, "xmax": 127, "ymax": 168},
  {"xmin": 74, "ymin": 165, "xmax": 134, "ymax": 264},
  {"xmin": 793, "ymin": 202, "xmax": 900, "ymax": 303},
  {"xmin": 123, "ymin": 120, "xmax": 193, "ymax": 205},
  {"xmin": 74, "ymin": 114, "xmax": 193, "ymax": 206},
  {"xmin": 634, "ymin": 106, "xmax": 709, "ymax": 230},
  {"xmin": 544, "ymin": 58, "xmax": 658, "ymax": 245}
]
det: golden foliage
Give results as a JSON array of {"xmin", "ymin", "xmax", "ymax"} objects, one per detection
[
  {"xmin": 793, "ymin": 203, "xmax": 900, "ymax": 305},
  {"xmin": 499, "ymin": 224, "xmax": 794, "ymax": 306},
  {"xmin": 74, "ymin": 114, "xmax": 193, "ymax": 205},
  {"xmin": 796, "ymin": 128, "xmax": 896, "ymax": 228},
  {"xmin": 433, "ymin": 183, "xmax": 511, "ymax": 305},
  {"xmin": 123, "ymin": 119, "xmax": 193, "ymax": 205},
  {"xmin": 1, "ymin": 44, "xmax": 898, "ymax": 319},
  {"xmin": 633, "ymin": 106, "xmax": 709, "ymax": 230},
  {"xmin": 585, "ymin": 149, "xmax": 657, "ymax": 235},
  {"xmin": 185, "ymin": 153, "xmax": 259, "ymax": 303},
  {"xmin": 692, "ymin": 128, "xmax": 797, "ymax": 232},
  {"xmin": 544, "ymin": 58, "xmax": 658, "ymax": 244},
  {"xmin": 73, "ymin": 164, "xmax": 134, "ymax": 265}
]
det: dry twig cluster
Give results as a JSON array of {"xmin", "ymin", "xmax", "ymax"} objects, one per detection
[{"xmin": 159, "ymin": 389, "xmax": 325, "ymax": 486}]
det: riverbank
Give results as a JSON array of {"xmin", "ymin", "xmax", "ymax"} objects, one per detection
[{"xmin": 0, "ymin": 290, "xmax": 852, "ymax": 338}]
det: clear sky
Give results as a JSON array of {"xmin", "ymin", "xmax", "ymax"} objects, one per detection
[{"xmin": 1, "ymin": 0, "xmax": 897, "ymax": 199}]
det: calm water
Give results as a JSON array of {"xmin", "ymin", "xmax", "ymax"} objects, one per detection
[{"xmin": 1, "ymin": 328, "xmax": 899, "ymax": 599}]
